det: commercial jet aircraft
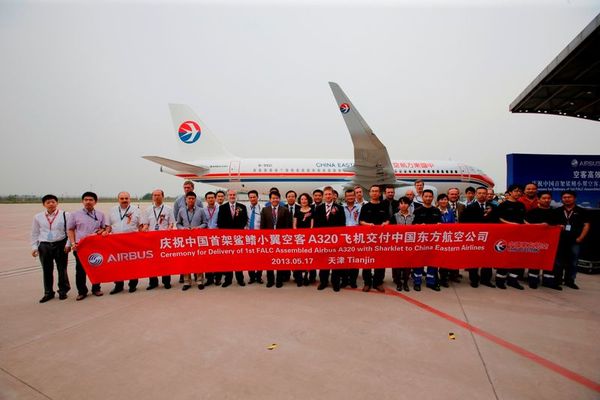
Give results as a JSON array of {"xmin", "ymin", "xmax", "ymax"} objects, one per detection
[{"xmin": 143, "ymin": 83, "xmax": 494, "ymax": 197}]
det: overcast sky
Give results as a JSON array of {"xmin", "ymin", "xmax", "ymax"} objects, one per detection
[{"xmin": 1, "ymin": 0, "xmax": 599, "ymax": 198}]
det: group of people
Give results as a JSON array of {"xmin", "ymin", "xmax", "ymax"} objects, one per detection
[{"xmin": 31, "ymin": 180, "xmax": 591, "ymax": 303}]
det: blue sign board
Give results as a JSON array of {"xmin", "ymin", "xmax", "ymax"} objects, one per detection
[{"xmin": 507, "ymin": 153, "xmax": 600, "ymax": 208}]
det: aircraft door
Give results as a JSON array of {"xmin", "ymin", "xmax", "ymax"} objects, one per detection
[
  {"xmin": 458, "ymin": 163, "xmax": 470, "ymax": 183},
  {"xmin": 229, "ymin": 160, "xmax": 241, "ymax": 182}
]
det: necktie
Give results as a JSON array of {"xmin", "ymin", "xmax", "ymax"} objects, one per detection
[
  {"xmin": 249, "ymin": 206, "xmax": 255, "ymax": 230},
  {"xmin": 230, "ymin": 203, "xmax": 235, "ymax": 218},
  {"xmin": 480, "ymin": 203, "xmax": 485, "ymax": 210},
  {"xmin": 326, "ymin": 203, "xmax": 332, "ymax": 220},
  {"xmin": 450, "ymin": 202, "xmax": 456, "ymax": 211},
  {"xmin": 272, "ymin": 207, "xmax": 278, "ymax": 228},
  {"xmin": 289, "ymin": 205, "xmax": 294, "ymax": 216}
]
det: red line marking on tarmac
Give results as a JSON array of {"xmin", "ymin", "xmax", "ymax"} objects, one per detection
[{"xmin": 374, "ymin": 289, "xmax": 600, "ymax": 393}]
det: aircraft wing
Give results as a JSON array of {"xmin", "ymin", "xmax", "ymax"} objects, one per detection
[
  {"xmin": 142, "ymin": 156, "xmax": 209, "ymax": 176},
  {"xmin": 328, "ymin": 82, "xmax": 398, "ymax": 188}
]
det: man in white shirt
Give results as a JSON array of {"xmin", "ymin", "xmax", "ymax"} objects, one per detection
[
  {"xmin": 105, "ymin": 191, "xmax": 141, "ymax": 294},
  {"xmin": 31, "ymin": 194, "xmax": 71, "ymax": 303},
  {"xmin": 141, "ymin": 189, "xmax": 175, "ymax": 290},
  {"xmin": 202, "ymin": 191, "xmax": 219, "ymax": 286}
]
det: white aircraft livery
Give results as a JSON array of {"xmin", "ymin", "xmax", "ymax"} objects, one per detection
[{"xmin": 143, "ymin": 82, "xmax": 494, "ymax": 197}]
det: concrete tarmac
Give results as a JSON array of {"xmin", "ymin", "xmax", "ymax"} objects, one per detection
[{"xmin": 1, "ymin": 204, "xmax": 599, "ymax": 400}]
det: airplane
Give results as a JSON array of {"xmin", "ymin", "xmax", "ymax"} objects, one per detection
[{"xmin": 143, "ymin": 82, "xmax": 494, "ymax": 198}]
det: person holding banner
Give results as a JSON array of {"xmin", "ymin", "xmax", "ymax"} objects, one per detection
[
  {"xmin": 496, "ymin": 184, "xmax": 527, "ymax": 290},
  {"xmin": 389, "ymin": 196, "xmax": 413, "ymax": 292},
  {"xmin": 202, "ymin": 191, "xmax": 219, "ymax": 286},
  {"xmin": 314, "ymin": 186, "xmax": 346, "ymax": 291},
  {"xmin": 294, "ymin": 193, "xmax": 315, "ymax": 286},
  {"xmin": 525, "ymin": 191, "xmax": 559, "ymax": 290},
  {"xmin": 141, "ymin": 189, "xmax": 174, "ymax": 290},
  {"xmin": 342, "ymin": 188, "xmax": 361, "ymax": 289},
  {"xmin": 105, "ymin": 191, "xmax": 141, "ymax": 294},
  {"xmin": 173, "ymin": 181, "xmax": 203, "ymax": 284},
  {"xmin": 461, "ymin": 186, "xmax": 498, "ymax": 288},
  {"xmin": 217, "ymin": 189, "xmax": 248, "ymax": 288},
  {"xmin": 176, "ymin": 191, "xmax": 208, "ymax": 291},
  {"xmin": 31, "ymin": 194, "xmax": 71, "ymax": 303},
  {"xmin": 359, "ymin": 185, "xmax": 390, "ymax": 293},
  {"xmin": 260, "ymin": 191, "xmax": 292, "ymax": 288},
  {"xmin": 436, "ymin": 193, "xmax": 456, "ymax": 288},
  {"xmin": 246, "ymin": 190, "xmax": 264, "ymax": 284},
  {"xmin": 413, "ymin": 189, "xmax": 442, "ymax": 291},
  {"xmin": 67, "ymin": 192, "xmax": 107, "ymax": 301}
]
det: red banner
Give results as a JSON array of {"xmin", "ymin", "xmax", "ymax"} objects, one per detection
[{"xmin": 76, "ymin": 224, "xmax": 561, "ymax": 283}]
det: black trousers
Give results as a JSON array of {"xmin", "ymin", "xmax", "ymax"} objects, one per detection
[
  {"xmin": 320, "ymin": 269, "xmax": 342, "ymax": 287},
  {"xmin": 38, "ymin": 240, "xmax": 70, "ymax": 295},
  {"xmin": 267, "ymin": 270, "xmax": 283, "ymax": 284},
  {"xmin": 114, "ymin": 280, "xmax": 138, "ymax": 290},
  {"xmin": 223, "ymin": 271, "xmax": 245, "ymax": 284},
  {"xmin": 362, "ymin": 268, "xmax": 385, "ymax": 287},
  {"xmin": 392, "ymin": 268, "xmax": 410, "ymax": 284},
  {"xmin": 249, "ymin": 270, "xmax": 263, "ymax": 281},
  {"xmin": 149, "ymin": 275, "xmax": 171, "ymax": 287},
  {"xmin": 340, "ymin": 269, "xmax": 359, "ymax": 285},
  {"xmin": 74, "ymin": 252, "xmax": 100, "ymax": 295},
  {"xmin": 468, "ymin": 268, "xmax": 492, "ymax": 284}
]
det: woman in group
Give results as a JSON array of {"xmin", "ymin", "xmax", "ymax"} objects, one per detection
[
  {"xmin": 437, "ymin": 193, "xmax": 457, "ymax": 287},
  {"xmin": 293, "ymin": 193, "xmax": 315, "ymax": 286}
]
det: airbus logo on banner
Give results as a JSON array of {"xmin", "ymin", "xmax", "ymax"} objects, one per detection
[
  {"xmin": 88, "ymin": 253, "xmax": 104, "ymax": 266},
  {"xmin": 178, "ymin": 121, "xmax": 201, "ymax": 144}
]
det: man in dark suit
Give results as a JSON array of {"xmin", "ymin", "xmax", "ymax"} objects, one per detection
[
  {"xmin": 260, "ymin": 191, "xmax": 292, "ymax": 288},
  {"xmin": 217, "ymin": 189, "xmax": 248, "ymax": 287},
  {"xmin": 382, "ymin": 185, "xmax": 399, "ymax": 218},
  {"xmin": 461, "ymin": 186, "xmax": 498, "ymax": 288},
  {"xmin": 313, "ymin": 186, "xmax": 346, "ymax": 291}
]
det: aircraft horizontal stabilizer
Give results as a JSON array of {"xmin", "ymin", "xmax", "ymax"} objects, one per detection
[{"xmin": 142, "ymin": 156, "xmax": 209, "ymax": 176}]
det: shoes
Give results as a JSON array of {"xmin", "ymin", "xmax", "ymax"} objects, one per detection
[
  {"xmin": 396, "ymin": 285, "xmax": 402, "ymax": 292},
  {"xmin": 317, "ymin": 283, "xmax": 328, "ymax": 290},
  {"xmin": 221, "ymin": 281, "xmax": 232, "ymax": 288},
  {"xmin": 470, "ymin": 282, "xmax": 479, "ymax": 288},
  {"xmin": 109, "ymin": 287, "xmax": 123, "ymax": 295},
  {"xmin": 93, "ymin": 290, "xmax": 103, "ymax": 297},
  {"xmin": 296, "ymin": 281, "xmax": 303, "ymax": 287},
  {"xmin": 528, "ymin": 281, "xmax": 539, "ymax": 289},
  {"xmin": 332, "ymin": 284, "xmax": 340, "ymax": 292},
  {"xmin": 76, "ymin": 293, "xmax": 87, "ymax": 301},
  {"xmin": 198, "ymin": 284, "xmax": 205, "ymax": 290},
  {"xmin": 350, "ymin": 282, "xmax": 358, "ymax": 289},
  {"xmin": 39, "ymin": 294, "xmax": 55, "ymax": 303},
  {"xmin": 565, "ymin": 282, "xmax": 579, "ymax": 290},
  {"xmin": 496, "ymin": 282, "xmax": 507, "ymax": 290},
  {"xmin": 414, "ymin": 284, "xmax": 421, "ymax": 292},
  {"xmin": 146, "ymin": 284, "xmax": 158, "ymax": 291},
  {"xmin": 375, "ymin": 285, "xmax": 385, "ymax": 293},
  {"xmin": 543, "ymin": 284, "xmax": 562, "ymax": 291},
  {"xmin": 182, "ymin": 285, "xmax": 191, "ymax": 291},
  {"xmin": 59, "ymin": 293, "xmax": 68, "ymax": 300},
  {"xmin": 362, "ymin": 285, "xmax": 371, "ymax": 292},
  {"xmin": 450, "ymin": 276, "xmax": 462, "ymax": 283},
  {"xmin": 128, "ymin": 287, "xmax": 137, "ymax": 293},
  {"xmin": 215, "ymin": 280, "xmax": 222, "ymax": 286},
  {"xmin": 248, "ymin": 278, "xmax": 256, "ymax": 284},
  {"xmin": 508, "ymin": 281, "xmax": 525, "ymax": 290},
  {"xmin": 426, "ymin": 284, "xmax": 441, "ymax": 292},
  {"xmin": 403, "ymin": 282, "xmax": 410, "ymax": 292},
  {"xmin": 440, "ymin": 281, "xmax": 450, "ymax": 288},
  {"xmin": 481, "ymin": 281, "xmax": 496, "ymax": 288},
  {"xmin": 257, "ymin": 278, "xmax": 264, "ymax": 284},
  {"xmin": 276, "ymin": 282, "xmax": 283, "ymax": 288},
  {"xmin": 164, "ymin": 283, "xmax": 171, "ymax": 289},
  {"xmin": 238, "ymin": 281, "xmax": 246, "ymax": 287},
  {"xmin": 303, "ymin": 277, "xmax": 310, "ymax": 286},
  {"xmin": 205, "ymin": 280, "xmax": 213, "ymax": 287},
  {"xmin": 266, "ymin": 281, "xmax": 275, "ymax": 288}
]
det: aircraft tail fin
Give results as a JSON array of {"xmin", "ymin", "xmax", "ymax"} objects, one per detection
[{"xmin": 168, "ymin": 103, "xmax": 235, "ymax": 160}]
